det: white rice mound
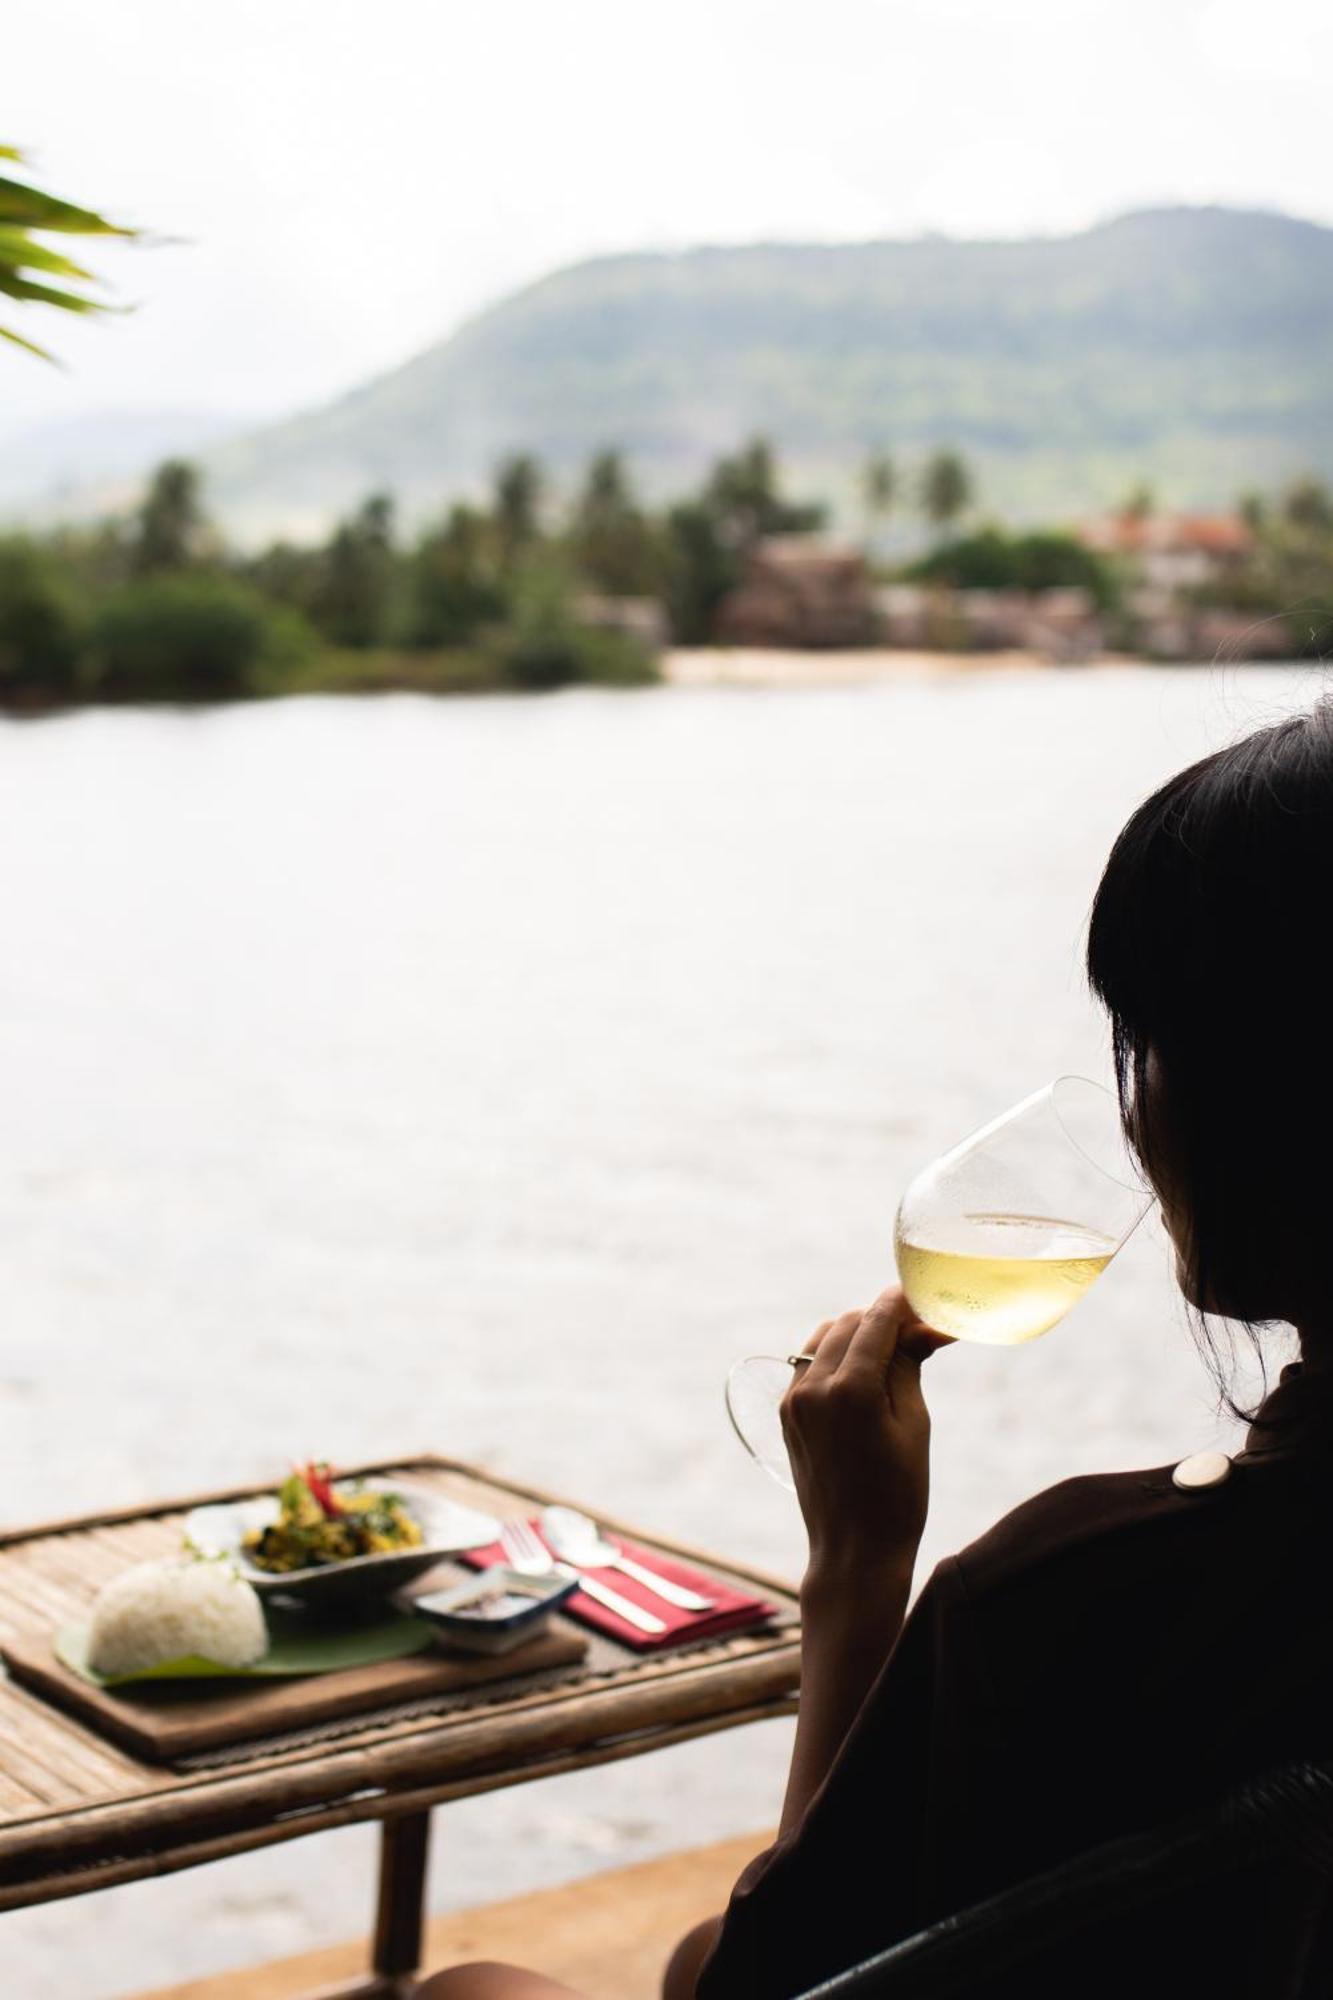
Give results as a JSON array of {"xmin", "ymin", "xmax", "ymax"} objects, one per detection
[{"xmin": 87, "ymin": 1558, "xmax": 268, "ymax": 1676}]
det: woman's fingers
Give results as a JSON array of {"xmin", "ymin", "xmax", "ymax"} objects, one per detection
[
  {"xmin": 793, "ymin": 1292, "xmax": 953, "ymax": 1407},
  {"xmin": 900, "ymin": 1326, "xmax": 955, "ymax": 1365},
  {"xmin": 781, "ymin": 1318, "xmax": 840, "ymax": 1434},
  {"xmin": 800, "ymin": 1319, "xmax": 836, "ymax": 1357},
  {"xmin": 839, "ymin": 1287, "xmax": 954, "ymax": 1393},
  {"xmin": 838, "ymin": 1287, "xmax": 915, "ymax": 1379},
  {"xmin": 804, "ymin": 1309, "xmax": 864, "ymax": 1380}
]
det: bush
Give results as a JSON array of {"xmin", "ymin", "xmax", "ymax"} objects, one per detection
[
  {"xmin": 486, "ymin": 617, "xmax": 585, "ymax": 691},
  {"xmin": 0, "ymin": 539, "xmax": 89, "ymax": 706},
  {"xmin": 90, "ymin": 575, "xmax": 315, "ymax": 703},
  {"xmin": 908, "ymin": 527, "xmax": 1117, "ymax": 608},
  {"xmin": 271, "ymin": 646, "xmax": 506, "ymax": 696},
  {"xmin": 571, "ymin": 625, "xmax": 659, "ymax": 686},
  {"xmin": 485, "ymin": 561, "xmax": 658, "ymax": 690}
]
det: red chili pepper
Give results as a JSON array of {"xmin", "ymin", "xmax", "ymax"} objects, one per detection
[{"xmin": 303, "ymin": 1461, "xmax": 343, "ymax": 1517}]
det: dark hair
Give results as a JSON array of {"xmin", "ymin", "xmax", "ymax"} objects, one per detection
[{"xmin": 1087, "ymin": 699, "xmax": 1333, "ymax": 1363}]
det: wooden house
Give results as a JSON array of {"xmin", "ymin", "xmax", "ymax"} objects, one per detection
[{"xmin": 714, "ymin": 537, "xmax": 877, "ymax": 648}]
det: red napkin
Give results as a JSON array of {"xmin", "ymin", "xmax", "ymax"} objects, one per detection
[{"xmin": 463, "ymin": 1523, "xmax": 776, "ymax": 1652}]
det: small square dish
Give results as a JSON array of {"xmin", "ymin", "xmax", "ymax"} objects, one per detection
[{"xmin": 411, "ymin": 1567, "xmax": 578, "ymax": 1655}]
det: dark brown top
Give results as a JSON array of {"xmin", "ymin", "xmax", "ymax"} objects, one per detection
[{"xmin": 698, "ymin": 1366, "xmax": 1333, "ymax": 1998}]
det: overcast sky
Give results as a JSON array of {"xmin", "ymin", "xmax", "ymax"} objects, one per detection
[{"xmin": 4, "ymin": 0, "xmax": 1329, "ymax": 439}]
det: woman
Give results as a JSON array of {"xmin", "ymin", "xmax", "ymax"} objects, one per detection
[{"xmin": 422, "ymin": 703, "xmax": 1333, "ymax": 1997}]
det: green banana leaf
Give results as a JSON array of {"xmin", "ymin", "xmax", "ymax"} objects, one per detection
[{"xmin": 57, "ymin": 1609, "xmax": 437, "ymax": 1688}]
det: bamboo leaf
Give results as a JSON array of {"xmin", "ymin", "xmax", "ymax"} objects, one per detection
[
  {"xmin": 0, "ymin": 151, "xmax": 138, "ymax": 359},
  {"xmin": 0, "ymin": 229, "xmax": 96, "ymax": 282},
  {"xmin": 0, "ymin": 320, "xmax": 56, "ymax": 361},
  {"xmin": 0, "ymin": 172, "xmax": 135, "ymax": 237},
  {"xmin": 0, "ymin": 272, "xmax": 108, "ymax": 313}
]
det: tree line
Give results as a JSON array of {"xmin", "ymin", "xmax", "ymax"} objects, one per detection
[
  {"xmin": 2, "ymin": 439, "xmax": 1330, "ymax": 708},
  {"xmin": 0, "ymin": 438, "xmax": 979, "ymax": 708},
  {"xmin": 240, "ymin": 439, "xmax": 980, "ymax": 647}
]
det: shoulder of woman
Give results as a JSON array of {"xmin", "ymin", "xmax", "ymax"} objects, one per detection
[{"xmin": 949, "ymin": 1454, "xmax": 1249, "ymax": 1607}]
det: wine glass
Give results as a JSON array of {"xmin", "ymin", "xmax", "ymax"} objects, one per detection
[{"xmin": 726, "ymin": 1075, "xmax": 1153, "ymax": 1490}]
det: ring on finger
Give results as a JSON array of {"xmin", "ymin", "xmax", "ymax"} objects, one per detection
[{"xmin": 786, "ymin": 1354, "xmax": 815, "ymax": 1369}]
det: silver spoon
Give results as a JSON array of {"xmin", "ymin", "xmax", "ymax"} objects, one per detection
[{"xmin": 540, "ymin": 1507, "xmax": 716, "ymax": 1612}]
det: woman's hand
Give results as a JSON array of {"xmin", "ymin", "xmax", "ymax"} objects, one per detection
[
  {"xmin": 775, "ymin": 1287, "xmax": 950, "ymax": 1836},
  {"xmin": 782, "ymin": 1286, "xmax": 949, "ymax": 1607}
]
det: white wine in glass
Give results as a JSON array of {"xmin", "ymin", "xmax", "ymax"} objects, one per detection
[
  {"xmin": 727, "ymin": 1076, "xmax": 1152, "ymax": 1488},
  {"xmin": 893, "ymin": 1214, "xmax": 1116, "ymax": 1347}
]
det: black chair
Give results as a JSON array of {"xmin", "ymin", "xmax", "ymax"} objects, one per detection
[{"xmin": 794, "ymin": 1756, "xmax": 1333, "ymax": 1998}]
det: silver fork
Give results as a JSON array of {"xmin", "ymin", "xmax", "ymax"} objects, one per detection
[{"xmin": 500, "ymin": 1519, "xmax": 667, "ymax": 1637}]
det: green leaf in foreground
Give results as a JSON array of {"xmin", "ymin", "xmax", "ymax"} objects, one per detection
[
  {"xmin": 0, "ymin": 148, "xmax": 137, "ymax": 364},
  {"xmin": 0, "ymin": 171, "xmax": 133, "ymax": 237},
  {"xmin": 0, "ymin": 321, "xmax": 53, "ymax": 360},
  {"xmin": 0, "ymin": 230, "xmax": 94, "ymax": 282}
]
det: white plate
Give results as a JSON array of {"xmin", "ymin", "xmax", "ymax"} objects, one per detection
[{"xmin": 185, "ymin": 1482, "xmax": 500, "ymax": 1609}]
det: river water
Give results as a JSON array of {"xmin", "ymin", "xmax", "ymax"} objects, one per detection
[{"xmin": 0, "ymin": 663, "xmax": 1318, "ymax": 1994}]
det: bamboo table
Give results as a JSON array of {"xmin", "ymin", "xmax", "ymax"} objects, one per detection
[{"xmin": 0, "ymin": 1457, "xmax": 801, "ymax": 1997}]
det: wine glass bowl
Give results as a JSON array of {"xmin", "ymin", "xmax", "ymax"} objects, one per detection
[
  {"xmin": 727, "ymin": 1076, "xmax": 1152, "ymax": 1487},
  {"xmin": 725, "ymin": 1355, "xmax": 801, "ymax": 1493},
  {"xmin": 892, "ymin": 1078, "xmax": 1149, "ymax": 1348}
]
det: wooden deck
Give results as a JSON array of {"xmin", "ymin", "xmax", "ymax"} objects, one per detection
[{"xmin": 132, "ymin": 1832, "xmax": 765, "ymax": 1999}]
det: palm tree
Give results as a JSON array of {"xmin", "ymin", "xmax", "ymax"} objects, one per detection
[
  {"xmin": 1120, "ymin": 482, "xmax": 1156, "ymax": 524},
  {"xmin": 861, "ymin": 451, "xmax": 897, "ymax": 552},
  {"xmin": 493, "ymin": 454, "xmax": 545, "ymax": 564},
  {"xmin": 1, "ymin": 147, "xmax": 135, "ymax": 360},
  {"xmin": 1283, "ymin": 477, "xmax": 1333, "ymax": 534},
  {"xmin": 919, "ymin": 449, "xmax": 973, "ymax": 535},
  {"xmin": 133, "ymin": 460, "xmax": 209, "ymax": 574},
  {"xmin": 571, "ymin": 450, "xmax": 657, "ymax": 595},
  {"xmin": 1238, "ymin": 491, "xmax": 1267, "ymax": 536}
]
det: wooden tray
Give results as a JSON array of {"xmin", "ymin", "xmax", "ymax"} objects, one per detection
[{"xmin": 2, "ymin": 1624, "xmax": 587, "ymax": 1763}]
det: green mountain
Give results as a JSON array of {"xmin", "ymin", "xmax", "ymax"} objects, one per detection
[{"xmin": 207, "ymin": 207, "xmax": 1333, "ymax": 540}]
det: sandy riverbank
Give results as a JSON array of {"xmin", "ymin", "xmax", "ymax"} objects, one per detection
[{"xmin": 662, "ymin": 646, "xmax": 1137, "ymax": 686}]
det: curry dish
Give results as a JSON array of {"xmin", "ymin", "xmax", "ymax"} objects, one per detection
[{"xmin": 243, "ymin": 1463, "xmax": 424, "ymax": 1573}]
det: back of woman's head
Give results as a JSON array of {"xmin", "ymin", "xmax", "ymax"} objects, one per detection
[{"xmin": 1087, "ymin": 698, "xmax": 1333, "ymax": 1335}]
